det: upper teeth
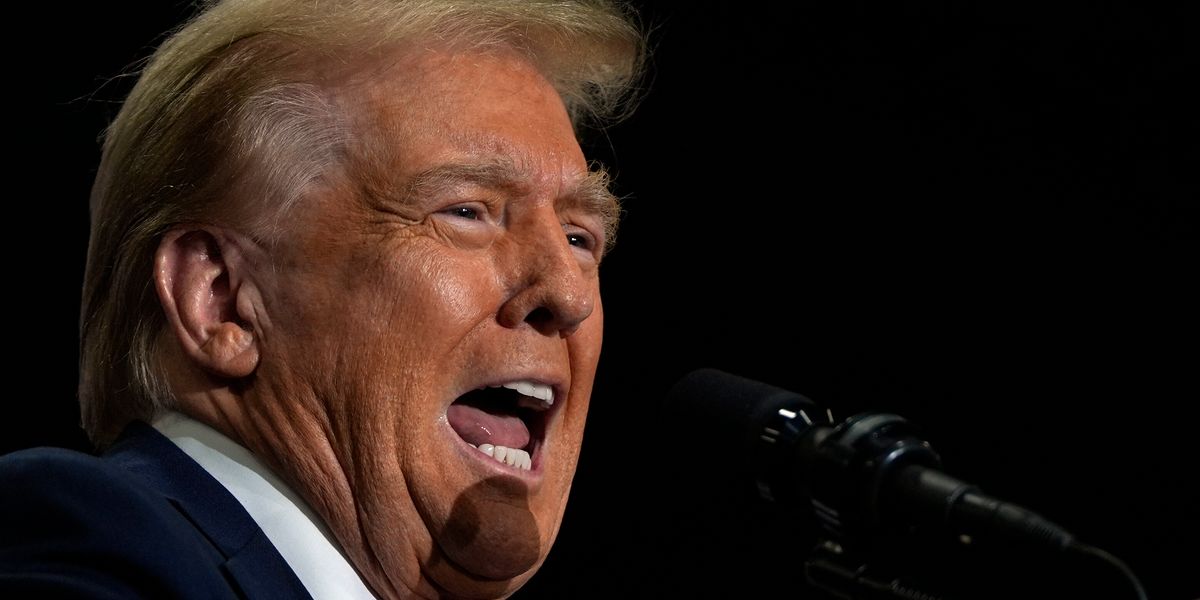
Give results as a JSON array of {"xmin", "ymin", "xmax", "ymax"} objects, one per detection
[{"xmin": 492, "ymin": 381, "xmax": 554, "ymax": 408}]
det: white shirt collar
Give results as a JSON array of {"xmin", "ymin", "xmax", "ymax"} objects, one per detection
[{"xmin": 152, "ymin": 411, "xmax": 377, "ymax": 600}]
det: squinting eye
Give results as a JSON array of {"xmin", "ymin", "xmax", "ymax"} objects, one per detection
[{"xmin": 445, "ymin": 206, "xmax": 480, "ymax": 220}]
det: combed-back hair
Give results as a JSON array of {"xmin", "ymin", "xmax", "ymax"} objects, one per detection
[{"xmin": 80, "ymin": 0, "xmax": 645, "ymax": 447}]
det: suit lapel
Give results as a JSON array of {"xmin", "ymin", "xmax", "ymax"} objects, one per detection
[{"xmin": 104, "ymin": 421, "xmax": 313, "ymax": 599}]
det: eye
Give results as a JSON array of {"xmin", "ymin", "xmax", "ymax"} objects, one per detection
[
  {"xmin": 563, "ymin": 225, "xmax": 601, "ymax": 254},
  {"xmin": 567, "ymin": 233, "xmax": 591, "ymax": 249},
  {"xmin": 443, "ymin": 205, "xmax": 482, "ymax": 220}
]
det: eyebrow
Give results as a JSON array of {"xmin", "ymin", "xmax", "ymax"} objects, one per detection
[{"xmin": 400, "ymin": 158, "xmax": 622, "ymax": 253}]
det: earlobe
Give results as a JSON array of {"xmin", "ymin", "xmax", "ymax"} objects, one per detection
[
  {"xmin": 155, "ymin": 228, "xmax": 261, "ymax": 379},
  {"xmin": 198, "ymin": 322, "xmax": 259, "ymax": 379}
]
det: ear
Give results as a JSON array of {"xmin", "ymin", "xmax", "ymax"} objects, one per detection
[{"xmin": 155, "ymin": 227, "xmax": 260, "ymax": 379}]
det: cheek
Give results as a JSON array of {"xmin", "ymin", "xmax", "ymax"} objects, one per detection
[
  {"xmin": 389, "ymin": 238, "xmax": 499, "ymax": 318},
  {"xmin": 353, "ymin": 247, "xmax": 501, "ymax": 426},
  {"xmin": 323, "ymin": 239, "xmax": 500, "ymax": 347},
  {"xmin": 570, "ymin": 287, "xmax": 605, "ymax": 373},
  {"xmin": 419, "ymin": 257, "xmax": 496, "ymax": 326},
  {"xmin": 266, "ymin": 240, "xmax": 503, "ymax": 446}
]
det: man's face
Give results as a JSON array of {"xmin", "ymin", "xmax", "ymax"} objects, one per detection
[{"xmin": 243, "ymin": 49, "xmax": 609, "ymax": 598}]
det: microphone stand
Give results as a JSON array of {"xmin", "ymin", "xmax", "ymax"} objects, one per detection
[{"xmin": 805, "ymin": 538, "xmax": 950, "ymax": 600}]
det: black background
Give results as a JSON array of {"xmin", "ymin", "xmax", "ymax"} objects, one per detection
[{"xmin": 8, "ymin": 2, "xmax": 1196, "ymax": 599}]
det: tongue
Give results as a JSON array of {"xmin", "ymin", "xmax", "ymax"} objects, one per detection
[{"xmin": 448, "ymin": 400, "xmax": 530, "ymax": 450}]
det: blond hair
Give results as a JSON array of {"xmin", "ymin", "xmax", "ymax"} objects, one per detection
[{"xmin": 80, "ymin": 0, "xmax": 645, "ymax": 447}]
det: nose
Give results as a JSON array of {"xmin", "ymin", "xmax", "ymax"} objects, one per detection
[{"xmin": 497, "ymin": 212, "xmax": 595, "ymax": 337}]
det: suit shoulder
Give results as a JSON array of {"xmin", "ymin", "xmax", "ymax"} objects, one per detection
[
  {"xmin": 2, "ymin": 446, "xmax": 130, "ymax": 491},
  {"xmin": 0, "ymin": 447, "xmax": 237, "ymax": 599},
  {"xmin": 0, "ymin": 447, "xmax": 160, "ymax": 523}
]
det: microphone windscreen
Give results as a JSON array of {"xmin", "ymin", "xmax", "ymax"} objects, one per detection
[{"xmin": 666, "ymin": 369, "xmax": 817, "ymax": 456}]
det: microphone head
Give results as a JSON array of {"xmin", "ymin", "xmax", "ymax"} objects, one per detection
[{"xmin": 666, "ymin": 368, "xmax": 820, "ymax": 467}]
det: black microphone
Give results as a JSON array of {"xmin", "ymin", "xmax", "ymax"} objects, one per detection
[{"xmin": 666, "ymin": 368, "xmax": 1075, "ymax": 552}]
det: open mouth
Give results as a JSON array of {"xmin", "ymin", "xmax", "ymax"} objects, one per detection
[{"xmin": 447, "ymin": 382, "xmax": 554, "ymax": 472}]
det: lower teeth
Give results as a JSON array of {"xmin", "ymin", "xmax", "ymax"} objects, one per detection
[{"xmin": 475, "ymin": 443, "xmax": 532, "ymax": 470}]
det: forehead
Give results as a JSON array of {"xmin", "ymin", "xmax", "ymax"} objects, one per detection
[{"xmin": 339, "ymin": 47, "xmax": 588, "ymax": 184}]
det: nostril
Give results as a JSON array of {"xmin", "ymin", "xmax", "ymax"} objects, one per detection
[
  {"xmin": 498, "ymin": 258, "xmax": 594, "ymax": 333},
  {"xmin": 524, "ymin": 306, "xmax": 555, "ymax": 331}
]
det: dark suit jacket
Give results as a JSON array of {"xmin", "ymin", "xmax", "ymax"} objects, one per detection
[{"xmin": 0, "ymin": 421, "xmax": 313, "ymax": 599}]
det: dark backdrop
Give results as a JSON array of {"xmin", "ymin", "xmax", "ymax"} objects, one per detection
[{"xmin": 9, "ymin": 2, "xmax": 1195, "ymax": 599}]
